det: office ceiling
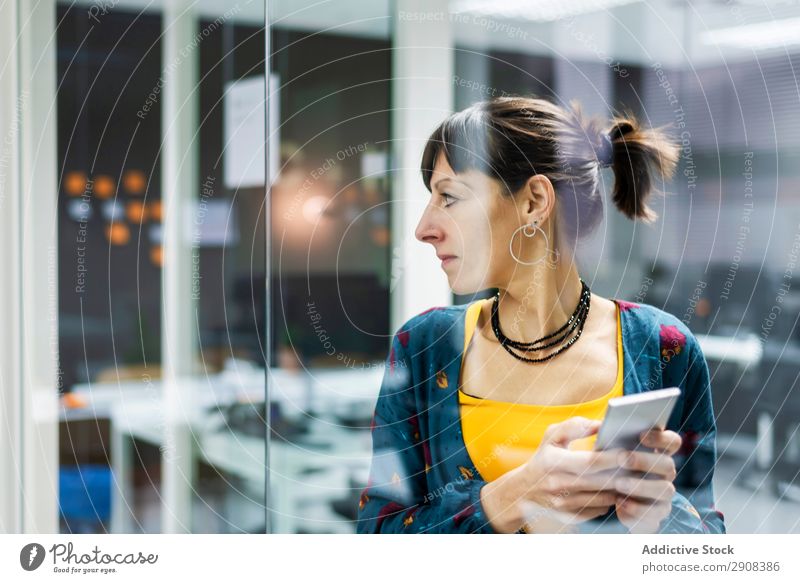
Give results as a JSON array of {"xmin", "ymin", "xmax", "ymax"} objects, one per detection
[{"xmin": 66, "ymin": 0, "xmax": 800, "ymax": 67}]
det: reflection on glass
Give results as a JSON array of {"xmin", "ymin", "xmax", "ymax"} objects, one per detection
[
  {"xmin": 266, "ymin": 3, "xmax": 393, "ymax": 532},
  {"xmin": 56, "ymin": 1, "xmax": 267, "ymax": 534},
  {"xmin": 53, "ymin": 0, "xmax": 800, "ymax": 536}
]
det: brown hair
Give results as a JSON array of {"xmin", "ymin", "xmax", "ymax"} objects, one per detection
[{"xmin": 420, "ymin": 96, "xmax": 679, "ymax": 252}]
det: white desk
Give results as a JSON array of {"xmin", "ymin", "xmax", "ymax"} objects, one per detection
[
  {"xmin": 696, "ymin": 332, "xmax": 763, "ymax": 368},
  {"xmin": 61, "ymin": 364, "xmax": 383, "ymax": 533}
]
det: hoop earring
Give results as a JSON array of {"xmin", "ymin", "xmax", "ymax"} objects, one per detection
[{"xmin": 509, "ymin": 220, "xmax": 560, "ymax": 267}]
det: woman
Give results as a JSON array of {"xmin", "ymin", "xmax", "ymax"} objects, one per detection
[{"xmin": 356, "ymin": 96, "xmax": 725, "ymax": 534}]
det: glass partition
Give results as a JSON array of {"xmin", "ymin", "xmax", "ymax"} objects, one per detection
[
  {"xmin": 265, "ymin": 0, "xmax": 393, "ymax": 533},
  {"xmin": 267, "ymin": 0, "xmax": 800, "ymax": 534},
  {"xmin": 52, "ymin": 0, "xmax": 800, "ymax": 535},
  {"xmin": 56, "ymin": 0, "xmax": 267, "ymax": 533}
]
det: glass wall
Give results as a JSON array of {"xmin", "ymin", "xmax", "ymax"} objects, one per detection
[
  {"xmin": 56, "ymin": 0, "xmax": 267, "ymax": 533},
  {"xmin": 270, "ymin": 0, "xmax": 800, "ymax": 533},
  {"xmin": 265, "ymin": 0, "xmax": 394, "ymax": 533},
  {"xmin": 455, "ymin": 0, "xmax": 800, "ymax": 533},
  {"xmin": 50, "ymin": 0, "xmax": 800, "ymax": 535}
]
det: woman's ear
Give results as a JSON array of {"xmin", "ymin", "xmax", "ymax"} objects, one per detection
[{"xmin": 520, "ymin": 174, "xmax": 556, "ymax": 223}]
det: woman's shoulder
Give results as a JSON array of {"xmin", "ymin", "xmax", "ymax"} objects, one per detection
[
  {"xmin": 614, "ymin": 298, "xmax": 701, "ymax": 363},
  {"xmin": 397, "ymin": 302, "xmax": 470, "ymax": 332},
  {"xmin": 615, "ymin": 298, "xmax": 694, "ymax": 332},
  {"xmin": 391, "ymin": 302, "xmax": 472, "ymax": 353}
]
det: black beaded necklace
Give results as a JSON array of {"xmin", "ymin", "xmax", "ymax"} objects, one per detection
[{"xmin": 490, "ymin": 278, "xmax": 591, "ymax": 363}]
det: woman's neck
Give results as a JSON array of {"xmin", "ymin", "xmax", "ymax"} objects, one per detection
[{"xmin": 493, "ymin": 262, "xmax": 585, "ymax": 343}]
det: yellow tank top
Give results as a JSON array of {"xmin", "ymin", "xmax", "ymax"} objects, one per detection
[{"xmin": 458, "ymin": 298, "xmax": 624, "ymax": 481}]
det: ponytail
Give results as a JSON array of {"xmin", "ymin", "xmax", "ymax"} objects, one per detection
[{"xmin": 606, "ymin": 113, "xmax": 679, "ymax": 223}]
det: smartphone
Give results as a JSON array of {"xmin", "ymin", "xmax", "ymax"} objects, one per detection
[{"xmin": 594, "ymin": 387, "xmax": 681, "ymax": 452}]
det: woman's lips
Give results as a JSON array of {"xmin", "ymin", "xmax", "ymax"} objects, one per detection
[{"xmin": 440, "ymin": 256, "xmax": 457, "ymax": 267}]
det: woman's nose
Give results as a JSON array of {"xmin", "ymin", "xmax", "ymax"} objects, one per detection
[{"xmin": 415, "ymin": 206, "xmax": 443, "ymax": 244}]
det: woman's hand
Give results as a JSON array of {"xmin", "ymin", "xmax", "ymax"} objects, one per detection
[
  {"xmin": 481, "ymin": 416, "xmax": 625, "ymax": 533},
  {"xmin": 614, "ymin": 429, "xmax": 683, "ymax": 534}
]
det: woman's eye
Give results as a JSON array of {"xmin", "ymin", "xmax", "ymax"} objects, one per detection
[{"xmin": 442, "ymin": 193, "xmax": 456, "ymax": 207}]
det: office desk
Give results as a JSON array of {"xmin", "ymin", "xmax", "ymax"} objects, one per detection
[{"xmin": 61, "ymin": 365, "xmax": 383, "ymax": 533}]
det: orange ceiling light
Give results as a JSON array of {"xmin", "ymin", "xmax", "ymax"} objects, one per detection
[
  {"xmin": 150, "ymin": 245, "xmax": 163, "ymax": 267},
  {"xmin": 127, "ymin": 200, "xmax": 147, "ymax": 223},
  {"xmin": 123, "ymin": 170, "xmax": 146, "ymax": 194},
  {"xmin": 149, "ymin": 199, "xmax": 162, "ymax": 222},
  {"xmin": 94, "ymin": 175, "xmax": 115, "ymax": 199},
  {"xmin": 64, "ymin": 171, "xmax": 88, "ymax": 196},
  {"xmin": 105, "ymin": 222, "xmax": 130, "ymax": 245}
]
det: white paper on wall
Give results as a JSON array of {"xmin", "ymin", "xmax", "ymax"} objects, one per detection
[{"xmin": 223, "ymin": 73, "xmax": 280, "ymax": 189}]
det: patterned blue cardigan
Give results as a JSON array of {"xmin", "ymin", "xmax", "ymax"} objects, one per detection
[{"xmin": 355, "ymin": 298, "xmax": 727, "ymax": 534}]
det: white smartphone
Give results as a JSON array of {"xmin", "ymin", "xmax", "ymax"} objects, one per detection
[{"xmin": 594, "ymin": 387, "xmax": 681, "ymax": 452}]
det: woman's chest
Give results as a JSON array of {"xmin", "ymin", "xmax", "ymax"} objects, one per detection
[{"xmin": 458, "ymin": 325, "xmax": 620, "ymax": 406}]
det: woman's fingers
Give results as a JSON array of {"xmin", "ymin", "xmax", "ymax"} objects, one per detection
[
  {"xmin": 572, "ymin": 505, "xmax": 616, "ymax": 522},
  {"xmin": 640, "ymin": 429, "xmax": 682, "ymax": 455},
  {"xmin": 620, "ymin": 449, "xmax": 677, "ymax": 481},
  {"xmin": 549, "ymin": 447, "xmax": 625, "ymax": 475},
  {"xmin": 615, "ymin": 475, "xmax": 675, "ymax": 503},
  {"xmin": 547, "ymin": 489, "xmax": 619, "ymax": 511},
  {"xmin": 617, "ymin": 497, "xmax": 671, "ymax": 534},
  {"xmin": 566, "ymin": 468, "xmax": 625, "ymax": 491},
  {"xmin": 523, "ymin": 501, "xmax": 615, "ymax": 531},
  {"xmin": 544, "ymin": 417, "xmax": 601, "ymax": 448}
]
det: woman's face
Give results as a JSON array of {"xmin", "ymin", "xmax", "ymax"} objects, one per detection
[{"xmin": 415, "ymin": 152, "xmax": 535, "ymax": 295}]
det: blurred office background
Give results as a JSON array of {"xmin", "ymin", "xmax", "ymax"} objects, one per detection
[{"xmin": 1, "ymin": 0, "xmax": 799, "ymax": 534}]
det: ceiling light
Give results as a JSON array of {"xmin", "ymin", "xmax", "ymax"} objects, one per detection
[
  {"xmin": 451, "ymin": 0, "xmax": 642, "ymax": 23},
  {"xmin": 702, "ymin": 17, "xmax": 800, "ymax": 50}
]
